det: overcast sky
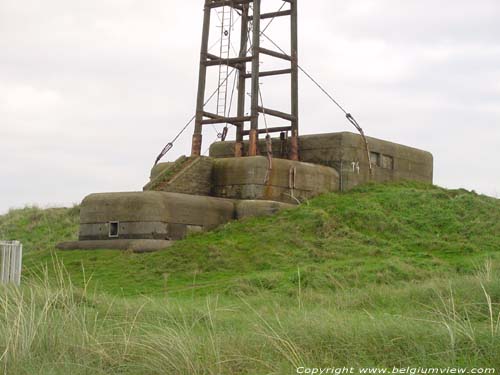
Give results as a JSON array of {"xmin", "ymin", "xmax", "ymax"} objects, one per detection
[{"xmin": 1, "ymin": 0, "xmax": 499, "ymax": 214}]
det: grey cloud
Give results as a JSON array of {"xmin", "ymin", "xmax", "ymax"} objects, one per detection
[{"xmin": 1, "ymin": 0, "xmax": 499, "ymax": 213}]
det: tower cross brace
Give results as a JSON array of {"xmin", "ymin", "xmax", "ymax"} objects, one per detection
[{"xmin": 191, "ymin": 0, "xmax": 299, "ymax": 160}]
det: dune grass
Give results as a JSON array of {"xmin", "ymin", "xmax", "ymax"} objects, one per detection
[
  {"xmin": 1, "ymin": 182, "xmax": 499, "ymax": 373},
  {"xmin": 1, "ymin": 259, "xmax": 499, "ymax": 374}
]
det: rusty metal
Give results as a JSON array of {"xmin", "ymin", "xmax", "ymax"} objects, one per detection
[
  {"xmin": 248, "ymin": 129, "xmax": 258, "ymax": 156},
  {"xmin": 242, "ymin": 126, "xmax": 292, "ymax": 136},
  {"xmin": 291, "ymin": 0, "xmax": 299, "ymax": 160},
  {"xmin": 191, "ymin": 134, "xmax": 203, "ymax": 157},
  {"xmin": 192, "ymin": 2, "xmax": 212, "ymax": 157},
  {"xmin": 191, "ymin": 0, "xmax": 300, "ymax": 160},
  {"xmin": 201, "ymin": 115, "xmax": 252, "ymax": 125},
  {"xmin": 249, "ymin": 0, "xmax": 261, "ymax": 156},
  {"xmin": 234, "ymin": 141, "xmax": 243, "ymax": 157},
  {"xmin": 236, "ymin": 4, "xmax": 249, "ymax": 155},
  {"xmin": 257, "ymin": 106, "xmax": 296, "ymax": 122}
]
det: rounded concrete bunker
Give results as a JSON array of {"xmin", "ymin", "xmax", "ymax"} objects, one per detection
[{"xmin": 79, "ymin": 191, "xmax": 234, "ymax": 241}]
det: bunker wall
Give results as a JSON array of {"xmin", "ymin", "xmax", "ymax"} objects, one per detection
[
  {"xmin": 79, "ymin": 191, "xmax": 234, "ymax": 241},
  {"xmin": 209, "ymin": 131, "xmax": 433, "ymax": 191},
  {"xmin": 212, "ymin": 156, "xmax": 339, "ymax": 204}
]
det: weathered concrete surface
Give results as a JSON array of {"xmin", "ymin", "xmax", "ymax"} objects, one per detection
[
  {"xmin": 235, "ymin": 200, "xmax": 294, "ymax": 220},
  {"xmin": 212, "ymin": 156, "xmax": 339, "ymax": 204},
  {"xmin": 144, "ymin": 155, "xmax": 189, "ymax": 191},
  {"xmin": 331, "ymin": 132, "xmax": 433, "ymax": 191},
  {"xmin": 79, "ymin": 191, "xmax": 234, "ymax": 241},
  {"xmin": 209, "ymin": 131, "xmax": 433, "ymax": 191},
  {"xmin": 150, "ymin": 162, "xmax": 173, "ymax": 180},
  {"xmin": 57, "ymin": 240, "xmax": 174, "ymax": 253},
  {"xmin": 144, "ymin": 156, "xmax": 213, "ymax": 196}
]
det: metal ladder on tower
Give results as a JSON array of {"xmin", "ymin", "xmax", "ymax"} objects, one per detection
[{"xmin": 215, "ymin": 6, "xmax": 233, "ymax": 120}]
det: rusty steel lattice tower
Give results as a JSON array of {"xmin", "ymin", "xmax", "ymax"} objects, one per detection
[{"xmin": 191, "ymin": 0, "xmax": 299, "ymax": 160}]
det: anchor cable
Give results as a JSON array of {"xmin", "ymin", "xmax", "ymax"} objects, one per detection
[
  {"xmin": 153, "ymin": 68, "xmax": 238, "ymax": 165},
  {"xmin": 260, "ymin": 31, "xmax": 373, "ymax": 175}
]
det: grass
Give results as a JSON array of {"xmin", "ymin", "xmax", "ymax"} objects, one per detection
[
  {"xmin": 1, "ymin": 181, "xmax": 499, "ymax": 373},
  {"xmin": 0, "ymin": 205, "xmax": 79, "ymax": 253},
  {"xmin": 145, "ymin": 155, "xmax": 191, "ymax": 191},
  {"xmin": 1, "ymin": 260, "xmax": 499, "ymax": 374},
  {"xmin": 6, "ymin": 181, "xmax": 499, "ymax": 297}
]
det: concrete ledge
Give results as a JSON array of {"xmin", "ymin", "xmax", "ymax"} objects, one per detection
[{"xmin": 57, "ymin": 240, "xmax": 174, "ymax": 253}]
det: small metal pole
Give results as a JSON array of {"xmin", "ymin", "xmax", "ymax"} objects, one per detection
[
  {"xmin": 249, "ymin": 0, "xmax": 261, "ymax": 157},
  {"xmin": 192, "ymin": 1, "xmax": 212, "ymax": 157}
]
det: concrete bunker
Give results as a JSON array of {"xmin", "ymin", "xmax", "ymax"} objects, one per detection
[
  {"xmin": 209, "ymin": 132, "xmax": 433, "ymax": 191},
  {"xmin": 59, "ymin": 132, "xmax": 433, "ymax": 252},
  {"xmin": 79, "ymin": 191, "xmax": 235, "ymax": 241}
]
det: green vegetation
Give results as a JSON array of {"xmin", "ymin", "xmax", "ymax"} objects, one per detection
[
  {"xmin": 0, "ymin": 205, "xmax": 79, "ymax": 253},
  {"xmin": 146, "ymin": 155, "xmax": 192, "ymax": 191},
  {"xmin": 0, "ymin": 182, "xmax": 499, "ymax": 373},
  {"xmin": 7, "ymin": 182, "xmax": 500, "ymax": 297}
]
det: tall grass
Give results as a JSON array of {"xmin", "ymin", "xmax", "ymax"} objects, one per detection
[{"xmin": 1, "ymin": 259, "xmax": 499, "ymax": 374}]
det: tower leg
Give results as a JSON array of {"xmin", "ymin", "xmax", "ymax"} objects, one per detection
[
  {"xmin": 248, "ymin": 129, "xmax": 258, "ymax": 156},
  {"xmin": 192, "ymin": 1, "xmax": 211, "ymax": 157},
  {"xmin": 191, "ymin": 134, "xmax": 203, "ymax": 157},
  {"xmin": 249, "ymin": 0, "xmax": 261, "ymax": 157},
  {"xmin": 235, "ymin": 4, "xmax": 249, "ymax": 157},
  {"xmin": 290, "ymin": 0, "xmax": 299, "ymax": 161}
]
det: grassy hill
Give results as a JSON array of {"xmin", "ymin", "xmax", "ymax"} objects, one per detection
[
  {"xmin": 1, "ymin": 181, "xmax": 498, "ymax": 296},
  {"xmin": 1, "ymin": 182, "xmax": 499, "ymax": 374}
]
